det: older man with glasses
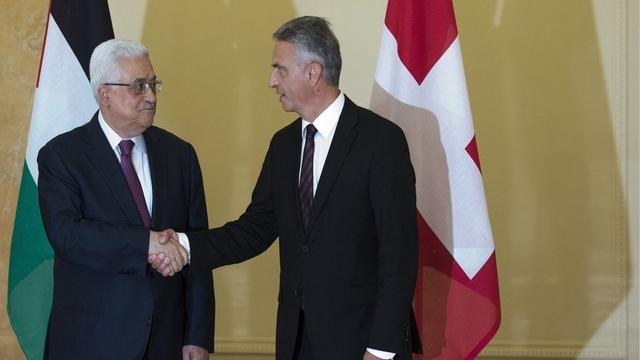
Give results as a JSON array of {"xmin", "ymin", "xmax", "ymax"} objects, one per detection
[{"xmin": 37, "ymin": 39, "xmax": 213, "ymax": 360}]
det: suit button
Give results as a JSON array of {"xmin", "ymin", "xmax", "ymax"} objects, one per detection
[
  {"xmin": 144, "ymin": 318, "xmax": 152, "ymax": 327},
  {"xmin": 301, "ymin": 245, "xmax": 309, "ymax": 254},
  {"xmin": 293, "ymin": 289, "xmax": 300, "ymax": 297}
]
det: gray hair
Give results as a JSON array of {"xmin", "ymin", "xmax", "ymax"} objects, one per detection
[
  {"xmin": 89, "ymin": 39, "xmax": 149, "ymax": 100},
  {"xmin": 273, "ymin": 16, "xmax": 342, "ymax": 87}
]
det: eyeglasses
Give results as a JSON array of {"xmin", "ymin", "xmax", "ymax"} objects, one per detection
[{"xmin": 103, "ymin": 79, "xmax": 163, "ymax": 95}]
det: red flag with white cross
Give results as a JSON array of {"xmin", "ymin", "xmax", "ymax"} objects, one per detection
[{"xmin": 371, "ymin": 0, "xmax": 501, "ymax": 358}]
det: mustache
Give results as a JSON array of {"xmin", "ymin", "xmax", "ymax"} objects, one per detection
[{"xmin": 139, "ymin": 101, "xmax": 156, "ymax": 111}]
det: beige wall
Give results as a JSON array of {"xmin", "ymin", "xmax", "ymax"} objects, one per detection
[
  {"xmin": 1, "ymin": 0, "xmax": 638, "ymax": 359},
  {"xmin": 457, "ymin": 1, "xmax": 631, "ymax": 358},
  {"xmin": 0, "ymin": 0, "xmax": 48, "ymax": 358}
]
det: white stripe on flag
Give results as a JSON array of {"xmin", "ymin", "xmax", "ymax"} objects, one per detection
[
  {"xmin": 26, "ymin": 15, "xmax": 98, "ymax": 182},
  {"xmin": 374, "ymin": 25, "xmax": 494, "ymax": 279}
]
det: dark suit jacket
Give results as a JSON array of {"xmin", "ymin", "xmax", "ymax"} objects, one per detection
[
  {"xmin": 189, "ymin": 97, "xmax": 419, "ymax": 359},
  {"xmin": 38, "ymin": 114, "xmax": 214, "ymax": 360}
]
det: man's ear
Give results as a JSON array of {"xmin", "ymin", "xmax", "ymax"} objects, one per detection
[
  {"xmin": 98, "ymin": 85, "xmax": 109, "ymax": 105},
  {"xmin": 307, "ymin": 62, "xmax": 323, "ymax": 85}
]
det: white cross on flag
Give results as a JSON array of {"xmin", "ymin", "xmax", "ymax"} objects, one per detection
[{"xmin": 370, "ymin": 0, "xmax": 501, "ymax": 358}]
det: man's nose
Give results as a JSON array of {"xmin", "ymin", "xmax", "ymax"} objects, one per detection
[
  {"xmin": 142, "ymin": 86, "xmax": 157, "ymax": 102},
  {"xmin": 268, "ymin": 70, "xmax": 278, "ymax": 88}
]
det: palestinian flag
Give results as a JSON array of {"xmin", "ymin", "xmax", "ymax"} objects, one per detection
[{"xmin": 7, "ymin": 1, "xmax": 113, "ymax": 358}]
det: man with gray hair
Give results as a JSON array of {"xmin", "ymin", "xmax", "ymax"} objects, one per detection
[
  {"xmin": 151, "ymin": 16, "xmax": 420, "ymax": 360},
  {"xmin": 38, "ymin": 39, "xmax": 213, "ymax": 360}
]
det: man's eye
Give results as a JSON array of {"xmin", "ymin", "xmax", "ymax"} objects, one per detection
[{"xmin": 132, "ymin": 82, "xmax": 145, "ymax": 93}]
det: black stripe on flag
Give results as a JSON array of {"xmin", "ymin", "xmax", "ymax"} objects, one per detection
[{"xmin": 50, "ymin": 0, "xmax": 114, "ymax": 79}]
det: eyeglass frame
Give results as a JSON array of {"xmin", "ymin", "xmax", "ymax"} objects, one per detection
[{"xmin": 103, "ymin": 78, "xmax": 163, "ymax": 96}]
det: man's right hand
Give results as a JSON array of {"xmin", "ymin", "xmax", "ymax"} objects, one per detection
[{"xmin": 148, "ymin": 229, "xmax": 188, "ymax": 276}]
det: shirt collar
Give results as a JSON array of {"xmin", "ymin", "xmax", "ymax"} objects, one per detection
[
  {"xmin": 98, "ymin": 111, "xmax": 147, "ymax": 155},
  {"xmin": 301, "ymin": 92, "xmax": 345, "ymax": 138}
]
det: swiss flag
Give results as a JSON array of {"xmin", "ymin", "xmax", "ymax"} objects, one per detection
[{"xmin": 370, "ymin": 0, "xmax": 501, "ymax": 358}]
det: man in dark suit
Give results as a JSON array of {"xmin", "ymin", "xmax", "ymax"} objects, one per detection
[
  {"xmin": 151, "ymin": 16, "xmax": 419, "ymax": 360},
  {"xmin": 38, "ymin": 39, "xmax": 214, "ymax": 360}
]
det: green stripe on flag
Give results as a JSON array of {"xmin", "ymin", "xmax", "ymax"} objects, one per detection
[{"xmin": 8, "ymin": 162, "xmax": 54, "ymax": 360}]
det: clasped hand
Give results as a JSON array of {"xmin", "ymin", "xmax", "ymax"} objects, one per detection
[{"xmin": 148, "ymin": 229, "xmax": 187, "ymax": 277}]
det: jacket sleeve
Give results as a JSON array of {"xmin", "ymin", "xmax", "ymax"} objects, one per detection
[
  {"xmin": 188, "ymin": 137, "xmax": 279, "ymax": 271},
  {"xmin": 182, "ymin": 145, "xmax": 215, "ymax": 351},
  {"xmin": 38, "ymin": 142, "xmax": 149, "ymax": 276},
  {"xmin": 367, "ymin": 123, "xmax": 419, "ymax": 353}
]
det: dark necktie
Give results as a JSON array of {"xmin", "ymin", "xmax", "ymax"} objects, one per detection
[
  {"xmin": 299, "ymin": 124, "xmax": 317, "ymax": 230},
  {"xmin": 118, "ymin": 140, "xmax": 151, "ymax": 228}
]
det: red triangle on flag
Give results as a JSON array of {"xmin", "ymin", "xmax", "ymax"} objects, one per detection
[{"xmin": 385, "ymin": 0, "xmax": 458, "ymax": 84}]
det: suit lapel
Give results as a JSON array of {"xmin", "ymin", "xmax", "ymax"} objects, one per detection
[
  {"xmin": 285, "ymin": 119, "xmax": 306, "ymax": 237},
  {"xmin": 144, "ymin": 128, "xmax": 167, "ymax": 229},
  {"xmin": 307, "ymin": 97, "xmax": 359, "ymax": 235},
  {"xmin": 83, "ymin": 114, "xmax": 143, "ymax": 226}
]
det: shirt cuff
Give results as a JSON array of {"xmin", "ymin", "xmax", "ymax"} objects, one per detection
[
  {"xmin": 367, "ymin": 348, "xmax": 395, "ymax": 359},
  {"xmin": 177, "ymin": 232, "xmax": 191, "ymax": 263}
]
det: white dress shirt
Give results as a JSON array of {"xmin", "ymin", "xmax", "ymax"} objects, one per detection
[
  {"xmin": 298, "ymin": 92, "xmax": 344, "ymax": 193},
  {"xmin": 98, "ymin": 111, "xmax": 153, "ymax": 215}
]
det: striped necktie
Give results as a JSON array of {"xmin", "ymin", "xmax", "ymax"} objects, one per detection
[
  {"xmin": 299, "ymin": 124, "xmax": 317, "ymax": 230},
  {"xmin": 118, "ymin": 140, "xmax": 151, "ymax": 228}
]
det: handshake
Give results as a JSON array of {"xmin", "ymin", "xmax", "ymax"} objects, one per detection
[{"xmin": 148, "ymin": 229, "xmax": 187, "ymax": 277}]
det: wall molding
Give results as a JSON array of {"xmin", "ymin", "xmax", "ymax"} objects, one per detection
[
  {"xmin": 624, "ymin": 0, "xmax": 640, "ymax": 357},
  {"xmin": 215, "ymin": 338, "xmax": 275, "ymax": 354},
  {"xmin": 483, "ymin": 340, "xmax": 625, "ymax": 358}
]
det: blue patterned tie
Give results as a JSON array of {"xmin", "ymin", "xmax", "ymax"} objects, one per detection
[
  {"xmin": 299, "ymin": 125, "xmax": 317, "ymax": 230},
  {"xmin": 118, "ymin": 140, "xmax": 151, "ymax": 228}
]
